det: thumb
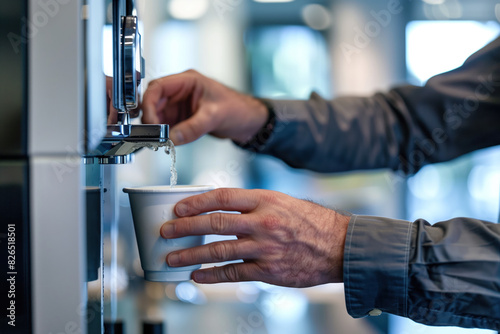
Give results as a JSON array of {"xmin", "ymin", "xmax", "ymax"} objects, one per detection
[{"xmin": 169, "ymin": 107, "xmax": 216, "ymax": 145}]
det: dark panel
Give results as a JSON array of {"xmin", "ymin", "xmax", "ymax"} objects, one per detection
[
  {"xmin": 0, "ymin": 0, "xmax": 31, "ymax": 332},
  {"xmin": 0, "ymin": 0, "xmax": 27, "ymax": 157},
  {"xmin": 0, "ymin": 160, "xmax": 31, "ymax": 333}
]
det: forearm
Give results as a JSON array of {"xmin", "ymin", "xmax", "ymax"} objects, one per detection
[
  {"xmin": 344, "ymin": 215, "xmax": 500, "ymax": 330},
  {"xmin": 259, "ymin": 91, "xmax": 419, "ymax": 173},
  {"xmin": 257, "ymin": 36, "xmax": 500, "ymax": 173}
]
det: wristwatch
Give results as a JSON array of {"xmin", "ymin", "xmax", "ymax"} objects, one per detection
[{"xmin": 235, "ymin": 99, "xmax": 276, "ymax": 152}]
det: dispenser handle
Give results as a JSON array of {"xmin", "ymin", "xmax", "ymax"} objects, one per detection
[
  {"xmin": 112, "ymin": 0, "xmax": 141, "ymax": 115},
  {"xmin": 122, "ymin": 15, "xmax": 139, "ymax": 112}
]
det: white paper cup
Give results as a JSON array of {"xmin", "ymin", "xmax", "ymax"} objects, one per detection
[{"xmin": 123, "ymin": 185, "xmax": 214, "ymax": 282}]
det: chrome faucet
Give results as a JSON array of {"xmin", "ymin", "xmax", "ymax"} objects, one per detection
[
  {"xmin": 90, "ymin": 120, "xmax": 169, "ymax": 164},
  {"xmin": 86, "ymin": 0, "xmax": 168, "ymax": 165}
]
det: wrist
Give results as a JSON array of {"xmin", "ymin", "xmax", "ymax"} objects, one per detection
[{"xmin": 234, "ymin": 98, "xmax": 275, "ymax": 152}]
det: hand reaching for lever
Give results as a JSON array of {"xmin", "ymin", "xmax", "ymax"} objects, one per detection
[
  {"xmin": 142, "ymin": 70, "xmax": 268, "ymax": 145},
  {"xmin": 160, "ymin": 188, "xmax": 350, "ymax": 287}
]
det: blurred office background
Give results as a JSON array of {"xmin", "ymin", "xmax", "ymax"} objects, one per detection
[{"xmin": 97, "ymin": 0, "xmax": 500, "ymax": 333}]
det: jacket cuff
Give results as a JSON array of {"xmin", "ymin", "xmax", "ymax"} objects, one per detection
[
  {"xmin": 245, "ymin": 99, "xmax": 302, "ymax": 156},
  {"xmin": 344, "ymin": 215, "xmax": 415, "ymax": 318}
]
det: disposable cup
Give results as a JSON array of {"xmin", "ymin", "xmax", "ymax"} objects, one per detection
[{"xmin": 123, "ymin": 185, "xmax": 214, "ymax": 282}]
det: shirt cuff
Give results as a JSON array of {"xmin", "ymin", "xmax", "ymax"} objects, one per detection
[{"xmin": 343, "ymin": 215, "xmax": 415, "ymax": 318}]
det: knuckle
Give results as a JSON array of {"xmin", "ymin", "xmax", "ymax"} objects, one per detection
[
  {"xmin": 185, "ymin": 120, "xmax": 204, "ymax": 137},
  {"xmin": 260, "ymin": 214, "xmax": 280, "ymax": 232},
  {"xmin": 184, "ymin": 69, "xmax": 199, "ymax": 76},
  {"xmin": 209, "ymin": 242, "xmax": 230, "ymax": 262},
  {"xmin": 261, "ymin": 243, "xmax": 281, "ymax": 256},
  {"xmin": 147, "ymin": 78, "xmax": 161, "ymax": 89},
  {"xmin": 253, "ymin": 190, "xmax": 283, "ymax": 211},
  {"xmin": 205, "ymin": 102, "xmax": 220, "ymax": 117},
  {"xmin": 214, "ymin": 188, "xmax": 233, "ymax": 208},
  {"xmin": 202, "ymin": 104, "xmax": 220, "ymax": 127},
  {"xmin": 261, "ymin": 262, "xmax": 282, "ymax": 277},
  {"xmin": 257, "ymin": 190, "xmax": 280, "ymax": 205},
  {"xmin": 186, "ymin": 198, "xmax": 201, "ymax": 213},
  {"xmin": 221, "ymin": 265, "xmax": 240, "ymax": 282},
  {"xmin": 209, "ymin": 213, "xmax": 227, "ymax": 234}
]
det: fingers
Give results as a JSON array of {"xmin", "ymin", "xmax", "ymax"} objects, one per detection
[
  {"xmin": 192, "ymin": 262, "xmax": 263, "ymax": 283},
  {"xmin": 106, "ymin": 80, "xmax": 118, "ymax": 124},
  {"xmin": 161, "ymin": 212, "xmax": 252, "ymax": 239},
  {"xmin": 142, "ymin": 71, "xmax": 199, "ymax": 125},
  {"xmin": 107, "ymin": 104, "xmax": 118, "ymax": 124},
  {"xmin": 175, "ymin": 188, "xmax": 261, "ymax": 217},
  {"xmin": 167, "ymin": 239, "xmax": 258, "ymax": 267},
  {"xmin": 142, "ymin": 71, "xmax": 215, "ymax": 144},
  {"xmin": 167, "ymin": 106, "xmax": 216, "ymax": 145}
]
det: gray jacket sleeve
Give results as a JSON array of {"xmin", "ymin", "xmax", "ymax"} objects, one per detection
[
  {"xmin": 259, "ymin": 37, "xmax": 500, "ymax": 174},
  {"xmin": 255, "ymin": 36, "xmax": 500, "ymax": 329},
  {"xmin": 345, "ymin": 215, "xmax": 500, "ymax": 330}
]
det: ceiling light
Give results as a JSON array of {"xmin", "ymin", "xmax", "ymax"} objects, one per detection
[
  {"xmin": 168, "ymin": 0, "xmax": 209, "ymax": 20},
  {"xmin": 302, "ymin": 4, "xmax": 331, "ymax": 31}
]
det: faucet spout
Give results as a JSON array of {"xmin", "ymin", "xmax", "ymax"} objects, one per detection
[{"xmin": 87, "ymin": 124, "xmax": 169, "ymax": 164}]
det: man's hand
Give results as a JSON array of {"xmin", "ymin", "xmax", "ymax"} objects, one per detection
[
  {"xmin": 160, "ymin": 188, "xmax": 350, "ymax": 287},
  {"xmin": 142, "ymin": 70, "xmax": 268, "ymax": 145}
]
